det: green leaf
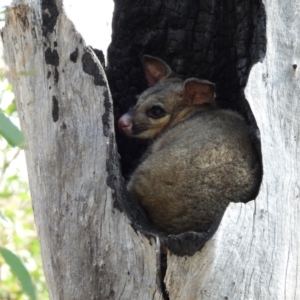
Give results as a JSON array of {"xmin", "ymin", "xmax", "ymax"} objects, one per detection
[
  {"xmin": 4, "ymin": 100, "xmax": 17, "ymax": 115},
  {"xmin": 6, "ymin": 174, "xmax": 19, "ymax": 182},
  {"xmin": 0, "ymin": 247, "xmax": 36, "ymax": 300},
  {"xmin": 6, "ymin": 83, "xmax": 13, "ymax": 92},
  {"xmin": 0, "ymin": 111, "xmax": 24, "ymax": 147},
  {"xmin": 0, "ymin": 191, "xmax": 13, "ymax": 198}
]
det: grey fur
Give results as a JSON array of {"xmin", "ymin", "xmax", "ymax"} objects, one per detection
[{"xmin": 119, "ymin": 56, "xmax": 261, "ymax": 234}]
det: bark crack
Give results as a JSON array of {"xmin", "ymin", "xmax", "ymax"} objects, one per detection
[{"xmin": 160, "ymin": 252, "xmax": 169, "ymax": 300}]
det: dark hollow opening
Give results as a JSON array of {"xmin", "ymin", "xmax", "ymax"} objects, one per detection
[{"xmin": 106, "ymin": 0, "xmax": 266, "ymax": 255}]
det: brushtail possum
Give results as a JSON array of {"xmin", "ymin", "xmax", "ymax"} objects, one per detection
[{"xmin": 118, "ymin": 56, "xmax": 261, "ymax": 235}]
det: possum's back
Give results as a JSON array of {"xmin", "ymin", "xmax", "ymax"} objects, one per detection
[{"xmin": 128, "ymin": 109, "xmax": 261, "ymax": 234}]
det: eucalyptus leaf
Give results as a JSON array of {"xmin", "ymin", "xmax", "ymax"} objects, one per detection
[
  {"xmin": 0, "ymin": 247, "xmax": 36, "ymax": 300},
  {"xmin": 0, "ymin": 111, "xmax": 24, "ymax": 147}
]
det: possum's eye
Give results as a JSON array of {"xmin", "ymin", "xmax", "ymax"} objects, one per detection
[{"xmin": 147, "ymin": 106, "xmax": 166, "ymax": 119}]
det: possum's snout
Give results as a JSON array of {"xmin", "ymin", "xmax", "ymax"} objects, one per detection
[{"xmin": 118, "ymin": 112, "xmax": 133, "ymax": 136}]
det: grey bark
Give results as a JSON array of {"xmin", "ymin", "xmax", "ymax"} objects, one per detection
[
  {"xmin": 2, "ymin": 0, "xmax": 300, "ymax": 299},
  {"xmin": 2, "ymin": 1, "xmax": 161, "ymax": 299}
]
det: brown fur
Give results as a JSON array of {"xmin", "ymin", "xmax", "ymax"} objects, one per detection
[{"xmin": 118, "ymin": 56, "xmax": 261, "ymax": 234}]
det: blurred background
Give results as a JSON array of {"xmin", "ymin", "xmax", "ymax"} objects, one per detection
[{"xmin": 0, "ymin": 1, "xmax": 113, "ymax": 299}]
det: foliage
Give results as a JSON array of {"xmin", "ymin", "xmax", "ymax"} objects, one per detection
[
  {"xmin": 0, "ymin": 111, "xmax": 24, "ymax": 147},
  {"xmin": 0, "ymin": 49, "xmax": 48, "ymax": 299},
  {"xmin": 0, "ymin": 248, "xmax": 36, "ymax": 300}
]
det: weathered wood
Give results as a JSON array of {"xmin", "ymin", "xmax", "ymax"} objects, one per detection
[
  {"xmin": 164, "ymin": 0, "xmax": 300, "ymax": 298},
  {"xmin": 2, "ymin": 1, "xmax": 162, "ymax": 299}
]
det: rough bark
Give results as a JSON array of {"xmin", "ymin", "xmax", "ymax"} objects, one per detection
[
  {"xmin": 2, "ymin": 1, "xmax": 161, "ymax": 299},
  {"xmin": 2, "ymin": 0, "xmax": 300, "ymax": 299}
]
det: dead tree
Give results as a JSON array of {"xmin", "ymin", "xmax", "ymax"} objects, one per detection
[{"xmin": 2, "ymin": 0, "xmax": 300, "ymax": 299}]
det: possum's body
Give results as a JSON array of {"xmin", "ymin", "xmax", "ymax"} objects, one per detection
[
  {"xmin": 118, "ymin": 56, "xmax": 261, "ymax": 234},
  {"xmin": 127, "ymin": 108, "xmax": 260, "ymax": 234}
]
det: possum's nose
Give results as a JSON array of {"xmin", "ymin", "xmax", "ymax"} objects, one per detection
[{"xmin": 118, "ymin": 113, "xmax": 133, "ymax": 135}]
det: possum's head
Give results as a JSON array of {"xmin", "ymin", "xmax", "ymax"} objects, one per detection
[{"xmin": 118, "ymin": 56, "xmax": 215, "ymax": 139}]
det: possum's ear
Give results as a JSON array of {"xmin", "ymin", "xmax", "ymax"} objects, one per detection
[
  {"xmin": 184, "ymin": 79, "xmax": 215, "ymax": 105},
  {"xmin": 142, "ymin": 55, "xmax": 172, "ymax": 86}
]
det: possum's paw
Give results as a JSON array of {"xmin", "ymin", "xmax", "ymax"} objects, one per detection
[{"xmin": 163, "ymin": 232, "xmax": 208, "ymax": 256}]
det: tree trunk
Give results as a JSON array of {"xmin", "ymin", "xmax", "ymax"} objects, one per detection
[
  {"xmin": 2, "ymin": 1, "xmax": 161, "ymax": 299},
  {"xmin": 2, "ymin": 0, "xmax": 300, "ymax": 299}
]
